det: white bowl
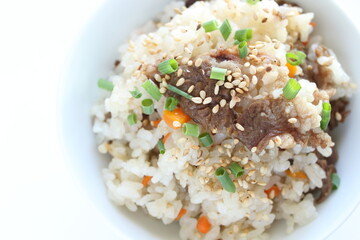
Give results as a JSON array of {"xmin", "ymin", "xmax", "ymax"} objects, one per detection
[{"xmin": 59, "ymin": 0, "xmax": 360, "ymax": 239}]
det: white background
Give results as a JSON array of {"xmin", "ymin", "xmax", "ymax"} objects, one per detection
[{"xmin": 0, "ymin": 0, "xmax": 359, "ymax": 239}]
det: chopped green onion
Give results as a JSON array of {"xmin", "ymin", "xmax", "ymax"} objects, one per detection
[
  {"xmin": 202, "ymin": 20, "xmax": 219, "ymax": 32},
  {"xmin": 158, "ymin": 59, "xmax": 179, "ymax": 74},
  {"xmin": 238, "ymin": 41, "xmax": 248, "ymax": 59},
  {"xmin": 142, "ymin": 79, "xmax": 162, "ymax": 101},
  {"xmin": 165, "ymin": 97, "xmax": 178, "ymax": 111},
  {"xmin": 320, "ymin": 102, "xmax": 332, "ymax": 130},
  {"xmin": 210, "ymin": 67, "xmax": 227, "ymax": 81},
  {"xmin": 182, "ymin": 123, "xmax": 200, "ymax": 137},
  {"xmin": 129, "ymin": 87, "xmax": 142, "ymax": 99},
  {"xmin": 234, "ymin": 40, "xmax": 241, "ymax": 45},
  {"xmin": 246, "ymin": 0, "xmax": 261, "ymax": 4},
  {"xmin": 234, "ymin": 28, "xmax": 252, "ymax": 42},
  {"xmin": 167, "ymin": 85, "xmax": 193, "ymax": 100},
  {"xmin": 283, "ymin": 78, "xmax": 301, "ymax": 100},
  {"xmin": 331, "ymin": 173, "xmax": 340, "ymax": 190},
  {"xmin": 157, "ymin": 140, "xmax": 165, "ymax": 154},
  {"xmin": 97, "ymin": 79, "xmax": 114, "ymax": 91},
  {"xmin": 127, "ymin": 113, "xmax": 137, "ymax": 125},
  {"xmin": 215, "ymin": 167, "xmax": 236, "ymax": 193},
  {"xmin": 229, "ymin": 162, "xmax": 244, "ymax": 178},
  {"xmin": 199, "ymin": 133, "xmax": 213, "ymax": 147},
  {"xmin": 141, "ymin": 99, "xmax": 154, "ymax": 115},
  {"xmin": 286, "ymin": 51, "xmax": 307, "ymax": 66},
  {"xmin": 219, "ymin": 19, "xmax": 232, "ymax": 41}
]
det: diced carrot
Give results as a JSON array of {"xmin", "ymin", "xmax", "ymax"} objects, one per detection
[
  {"xmin": 264, "ymin": 185, "xmax": 281, "ymax": 199},
  {"xmin": 302, "ymin": 41, "xmax": 308, "ymax": 46},
  {"xmin": 285, "ymin": 169, "xmax": 308, "ymax": 179},
  {"xmin": 142, "ymin": 176, "xmax": 152, "ymax": 187},
  {"xmin": 162, "ymin": 108, "xmax": 191, "ymax": 130},
  {"xmin": 310, "ymin": 22, "xmax": 316, "ymax": 27},
  {"xmin": 163, "ymin": 133, "xmax": 171, "ymax": 143},
  {"xmin": 151, "ymin": 119, "xmax": 162, "ymax": 128},
  {"xmin": 197, "ymin": 216, "xmax": 212, "ymax": 234},
  {"xmin": 286, "ymin": 62, "xmax": 297, "ymax": 78},
  {"xmin": 175, "ymin": 208, "xmax": 187, "ymax": 220}
]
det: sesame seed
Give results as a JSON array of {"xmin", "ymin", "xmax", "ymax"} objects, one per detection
[
  {"xmin": 226, "ymin": 70, "xmax": 232, "ymax": 76},
  {"xmin": 187, "ymin": 60, "xmax": 193, "ymax": 66},
  {"xmin": 244, "ymin": 62, "xmax": 250, "ymax": 67},
  {"xmin": 230, "ymin": 90, "xmax": 236, "ymax": 97},
  {"xmin": 212, "ymin": 128, "xmax": 217, "ymax": 134},
  {"xmin": 232, "ymin": 72, "xmax": 242, "ymax": 78},
  {"xmin": 227, "ymin": 75, "xmax": 233, "ymax": 82},
  {"xmin": 177, "ymin": 68, "xmax": 183, "ymax": 77},
  {"xmin": 274, "ymin": 41, "xmax": 280, "ymax": 49},
  {"xmin": 220, "ymin": 99, "xmax": 226, "ymax": 107},
  {"xmin": 162, "ymin": 81, "xmax": 168, "ymax": 87},
  {"xmin": 173, "ymin": 121, "xmax": 181, "ymax": 128},
  {"xmin": 214, "ymin": 85, "xmax": 220, "ymax": 95},
  {"xmin": 229, "ymin": 99, "xmax": 237, "ymax": 109},
  {"xmin": 251, "ymin": 147, "xmax": 257, "ymax": 152},
  {"xmin": 232, "ymin": 80, "xmax": 241, "ymax": 86},
  {"xmin": 241, "ymin": 157, "xmax": 249, "ymax": 165},
  {"xmin": 159, "ymin": 87, "xmax": 166, "ymax": 94},
  {"xmin": 288, "ymin": 118, "xmax": 297, "ymax": 124},
  {"xmin": 191, "ymin": 97, "xmax": 202, "ymax": 104},
  {"xmin": 257, "ymin": 182, "xmax": 266, "ymax": 186},
  {"xmin": 249, "ymin": 65, "xmax": 257, "ymax": 75},
  {"xmin": 251, "ymin": 49, "xmax": 258, "ymax": 56},
  {"xmin": 252, "ymin": 75, "xmax": 258, "ymax": 85},
  {"xmin": 181, "ymin": 57, "xmax": 189, "ymax": 65},
  {"xmin": 274, "ymin": 136, "xmax": 282, "ymax": 145},
  {"xmin": 216, "ymin": 81, "xmax": 224, "ymax": 86},
  {"xmin": 234, "ymin": 139, "xmax": 239, "ymax": 144},
  {"xmin": 195, "ymin": 58, "xmax": 203, "ymax": 67},
  {"xmin": 212, "ymin": 104, "xmax": 219, "ymax": 114},
  {"xmin": 236, "ymin": 88, "xmax": 244, "ymax": 94},
  {"xmin": 176, "ymin": 55, "xmax": 183, "ymax": 60},
  {"xmin": 335, "ymin": 112, "xmax": 342, "ymax": 121},
  {"xmin": 224, "ymin": 82, "xmax": 234, "ymax": 89},
  {"xmin": 187, "ymin": 85, "xmax": 195, "ymax": 93},
  {"xmin": 165, "ymin": 75, "xmax": 170, "ymax": 80},
  {"xmin": 203, "ymin": 97, "xmax": 212, "ymax": 104},
  {"xmin": 238, "ymin": 81, "xmax": 247, "ymax": 88},
  {"xmin": 268, "ymin": 140, "xmax": 275, "ymax": 148},
  {"xmin": 154, "ymin": 74, "xmax": 162, "ymax": 82},
  {"xmin": 265, "ymin": 35, "xmax": 272, "ymax": 43},
  {"xmin": 176, "ymin": 77, "xmax": 185, "ymax": 86},
  {"xmin": 243, "ymin": 75, "xmax": 250, "ymax": 82},
  {"xmin": 184, "ymin": 47, "xmax": 192, "ymax": 54},
  {"xmin": 257, "ymin": 66, "xmax": 265, "ymax": 72},
  {"xmin": 200, "ymin": 90, "xmax": 206, "ymax": 99},
  {"xmin": 236, "ymin": 123, "xmax": 244, "ymax": 131}
]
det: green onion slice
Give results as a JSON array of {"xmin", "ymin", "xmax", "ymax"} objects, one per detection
[
  {"xmin": 229, "ymin": 162, "xmax": 244, "ymax": 178},
  {"xmin": 142, "ymin": 79, "xmax": 162, "ymax": 101},
  {"xmin": 167, "ymin": 85, "xmax": 193, "ymax": 100},
  {"xmin": 141, "ymin": 99, "xmax": 154, "ymax": 115},
  {"xmin": 157, "ymin": 140, "xmax": 165, "ymax": 154},
  {"xmin": 320, "ymin": 102, "xmax": 332, "ymax": 130},
  {"xmin": 199, "ymin": 133, "xmax": 213, "ymax": 147},
  {"xmin": 165, "ymin": 97, "xmax": 178, "ymax": 111},
  {"xmin": 246, "ymin": 0, "xmax": 261, "ymax": 4},
  {"xmin": 182, "ymin": 123, "xmax": 200, "ymax": 137},
  {"xmin": 283, "ymin": 78, "xmax": 301, "ymax": 100},
  {"xmin": 234, "ymin": 28, "xmax": 252, "ymax": 42},
  {"xmin": 129, "ymin": 87, "xmax": 142, "ymax": 99},
  {"xmin": 210, "ymin": 67, "xmax": 227, "ymax": 81},
  {"xmin": 215, "ymin": 167, "xmax": 236, "ymax": 193},
  {"xmin": 202, "ymin": 20, "xmax": 219, "ymax": 32},
  {"xmin": 331, "ymin": 173, "xmax": 340, "ymax": 190},
  {"xmin": 238, "ymin": 41, "xmax": 248, "ymax": 59},
  {"xmin": 219, "ymin": 19, "xmax": 232, "ymax": 41},
  {"xmin": 97, "ymin": 79, "xmax": 114, "ymax": 91},
  {"xmin": 158, "ymin": 59, "xmax": 178, "ymax": 74},
  {"xmin": 286, "ymin": 51, "xmax": 307, "ymax": 66},
  {"xmin": 127, "ymin": 113, "xmax": 137, "ymax": 125},
  {"xmin": 234, "ymin": 40, "xmax": 241, "ymax": 45}
]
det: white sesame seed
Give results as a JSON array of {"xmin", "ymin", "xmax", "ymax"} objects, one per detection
[
  {"xmin": 226, "ymin": 70, "xmax": 232, "ymax": 76},
  {"xmin": 165, "ymin": 75, "xmax": 170, "ymax": 80},
  {"xmin": 238, "ymin": 81, "xmax": 247, "ymax": 88},
  {"xmin": 232, "ymin": 72, "xmax": 242, "ymax": 78},
  {"xmin": 220, "ymin": 99, "xmax": 226, "ymax": 107},
  {"xmin": 244, "ymin": 62, "xmax": 250, "ymax": 67},
  {"xmin": 187, "ymin": 85, "xmax": 194, "ymax": 93},
  {"xmin": 243, "ymin": 74, "xmax": 250, "ymax": 82},
  {"xmin": 236, "ymin": 88, "xmax": 244, "ymax": 94},
  {"xmin": 195, "ymin": 58, "xmax": 203, "ymax": 67},
  {"xmin": 232, "ymin": 80, "xmax": 241, "ymax": 86},
  {"xmin": 249, "ymin": 65, "xmax": 257, "ymax": 75},
  {"xmin": 176, "ymin": 77, "xmax": 185, "ymax": 86},
  {"xmin": 177, "ymin": 68, "xmax": 183, "ymax": 77},
  {"xmin": 288, "ymin": 118, "xmax": 297, "ymax": 124},
  {"xmin": 257, "ymin": 66, "xmax": 265, "ymax": 72},
  {"xmin": 200, "ymin": 90, "xmax": 206, "ymax": 99},
  {"xmin": 268, "ymin": 140, "xmax": 275, "ymax": 148},
  {"xmin": 187, "ymin": 60, "xmax": 193, "ymax": 66},
  {"xmin": 212, "ymin": 104, "xmax": 219, "ymax": 113},
  {"xmin": 181, "ymin": 57, "xmax": 189, "ymax": 65},
  {"xmin": 224, "ymin": 82, "xmax": 234, "ymax": 89},
  {"xmin": 216, "ymin": 81, "xmax": 224, "ymax": 86},
  {"xmin": 154, "ymin": 74, "xmax": 162, "ymax": 82},
  {"xmin": 203, "ymin": 97, "xmax": 212, "ymax": 104},
  {"xmin": 230, "ymin": 90, "xmax": 235, "ymax": 97},
  {"xmin": 173, "ymin": 121, "xmax": 181, "ymax": 128},
  {"xmin": 162, "ymin": 81, "xmax": 168, "ymax": 87},
  {"xmin": 265, "ymin": 35, "xmax": 272, "ymax": 43},
  {"xmin": 191, "ymin": 97, "xmax": 203, "ymax": 104},
  {"xmin": 160, "ymin": 87, "xmax": 166, "ymax": 94},
  {"xmin": 227, "ymin": 75, "xmax": 233, "ymax": 82},
  {"xmin": 184, "ymin": 47, "xmax": 192, "ymax": 54},
  {"xmin": 335, "ymin": 112, "xmax": 342, "ymax": 121},
  {"xmin": 251, "ymin": 75, "xmax": 258, "ymax": 85},
  {"xmin": 234, "ymin": 139, "xmax": 239, "ymax": 144},
  {"xmin": 236, "ymin": 123, "xmax": 244, "ymax": 131},
  {"xmin": 251, "ymin": 147, "xmax": 257, "ymax": 152},
  {"xmin": 214, "ymin": 85, "xmax": 220, "ymax": 95},
  {"xmin": 229, "ymin": 99, "xmax": 236, "ymax": 109}
]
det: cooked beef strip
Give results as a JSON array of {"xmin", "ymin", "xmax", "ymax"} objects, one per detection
[
  {"xmin": 329, "ymin": 98, "xmax": 350, "ymax": 130},
  {"xmin": 185, "ymin": 0, "xmax": 205, "ymax": 7}
]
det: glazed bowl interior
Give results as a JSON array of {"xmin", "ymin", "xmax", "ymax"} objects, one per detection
[{"xmin": 59, "ymin": 0, "xmax": 360, "ymax": 239}]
